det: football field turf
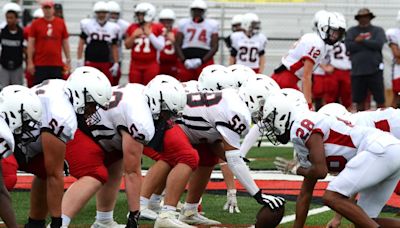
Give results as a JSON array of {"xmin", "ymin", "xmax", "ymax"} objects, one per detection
[{"xmin": 9, "ymin": 146, "xmax": 400, "ymax": 227}]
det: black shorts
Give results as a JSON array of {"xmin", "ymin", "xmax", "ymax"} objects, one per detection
[
  {"xmin": 351, "ymin": 71, "xmax": 385, "ymax": 104},
  {"xmin": 34, "ymin": 66, "xmax": 63, "ymax": 85}
]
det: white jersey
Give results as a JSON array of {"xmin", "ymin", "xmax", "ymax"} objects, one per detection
[
  {"xmin": 115, "ymin": 18, "xmax": 130, "ymax": 59},
  {"xmin": 178, "ymin": 18, "xmax": 219, "ymax": 50},
  {"xmin": 178, "ymin": 89, "xmax": 251, "ymax": 148},
  {"xmin": 292, "ymin": 111, "xmax": 399, "ymax": 173},
  {"xmin": 23, "ymin": 79, "xmax": 77, "ymax": 158},
  {"xmin": 85, "ymin": 84, "xmax": 155, "ymax": 153},
  {"xmin": 281, "ymin": 33, "xmax": 327, "ymax": 79},
  {"xmin": 80, "ymin": 18, "xmax": 120, "ymax": 45},
  {"xmin": 0, "ymin": 118, "xmax": 15, "ymax": 159},
  {"xmin": 386, "ymin": 28, "xmax": 400, "ymax": 78},
  {"xmin": 328, "ymin": 42, "xmax": 351, "ymax": 70},
  {"xmin": 230, "ymin": 31, "xmax": 267, "ymax": 69}
]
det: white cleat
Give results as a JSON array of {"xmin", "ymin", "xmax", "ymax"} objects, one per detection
[
  {"xmin": 139, "ymin": 206, "xmax": 158, "ymax": 220},
  {"xmin": 90, "ymin": 220, "xmax": 125, "ymax": 228},
  {"xmin": 149, "ymin": 202, "xmax": 162, "ymax": 214},
  {"xmin": 155, "ymin": 211, "xmax": 195, "ymax": 228},
  {"xmin": 179, "ymin": 208, "xmax": 221, "ymax": 225}
]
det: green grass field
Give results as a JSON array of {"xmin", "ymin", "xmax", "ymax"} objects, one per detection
[{"xmin": 9, "ymin": 146, "xmax": 400, "ymax": 227}]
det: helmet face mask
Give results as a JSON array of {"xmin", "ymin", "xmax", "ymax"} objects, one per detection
[
  {"xmin": 249, "ymin": 21, "xmax": 261, "ymax": 34},
  {"xmin": 317, "ymin": 12, "xmax": 346, "ymax": 45}
]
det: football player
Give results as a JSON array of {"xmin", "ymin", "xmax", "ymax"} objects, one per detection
[
  {"xmin": 0, "ymin": 85, "xmax": 42, "ymax": 228},
  {"xmin": 107, "ymin": 1, "xmax": 130, "ymax": 85},
  {"xmin": 175, "ymin": 0, "xmax": 219, "ymax": 82},
  {"xmin": 386, "ymin": 11, "xmax": 400, "ymax": 108},
  {"xmin": 271, "ymin": 11, "xmax": 345, "ymax": 109},
  {"xmin": 229, "ymin": 13, "xmax": 267, "ymax": 73},
  {"xmin": 262, "ymin": 93, "xmax": 400, "ymax": 227},
  {"xmin": 158, "ymin": 9, "xmax": 179, "ymax": 77},
  {"xmin": 61, "ymin": 75, "xmax": 187, "ymax": 228},
  {"xmin": 11, "ymin": 67, "xmax": 112, "ymax": 228},
  {"xmin": 125, "ymin": 2, "xmax": 165, "ymax": 85},
  {"xmin": 224, "ymin": 14, "xmax": 243, "ymax": 50},
  {"xmin": 77, "ymin": 1, "xmax": 120, "ymax": 85}
]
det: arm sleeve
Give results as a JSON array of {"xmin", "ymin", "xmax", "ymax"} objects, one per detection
[
  {"xmin": 240, "ymin": 125, "xmax": 262, "ymax": 157},
  {"xmin": 148, "ymin": 33, "xmax": 165, "ymax": 50}
]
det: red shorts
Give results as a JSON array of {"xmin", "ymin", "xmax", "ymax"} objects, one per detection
[
  {"xmin": 271, "ymin": 70, "xmax": 300, "ymax": 90},
  {"xmin": 25, "ymin": 70, "xmax": 34, "ymax": 88},
  {"xmin": 312, "ymin": 74, "xmax": 326, "ymax": 99},
  {"xmin": 393, "ymin": 78, "xmax": 400, "ymax": 94},
  {"xmin": 1, "ymin": 155, "xmax": 18, "ymax": 191},
  {"xmin": 327, "ymin": 69, "xmax": 352, "ymax": 108},
  {"xmin": 85, "ymin": 61, "xmax": 117, "ymax": 86},
  {"xmin": 129, "ymin": 61, "xmax": 160, "ymax": 85},
  {"xmin": 159, "ymin": 62, "xmax": 178, "ymax": 78},
  {"xmin": 143, "ymin": 125, "xmax": 199, "ymax": 170},
  {"xmin": 193, "ymin": 143, "xmax": 220, "ymax": 167},
  {"xmin": 66, "ymin": 129, "xmax": 122, "ymax": 184},
  {"xmin": 176, "ymin": 59, "xmax": 214, "ymax": 82},
  {"xmin": 16, "ymin": 151, "xmax": 47, "ymax": 179}
]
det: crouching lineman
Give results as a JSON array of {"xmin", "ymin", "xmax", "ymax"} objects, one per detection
[
  {"xmin": 6, "ymin": 67, "xmax": 112, "ymax": 228},
  {"xmin": 0, "ymin": 86, "xmax": 42, "ymax": 228},
  {"xmin": 61, "ymin": 75, "xmax": 187, "ymax": 228},
  {"xmin": 263, "ymin": 93, "xmax": 400, "ymax": 227}
]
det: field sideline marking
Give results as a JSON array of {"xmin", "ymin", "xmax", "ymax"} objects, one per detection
[{"xmin": 280, "ymin": 206, "xmax": 331, "ymax": 224}]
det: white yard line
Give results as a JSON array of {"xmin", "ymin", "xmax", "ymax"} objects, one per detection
[{"xmin": 280, "ymin": 206, "xmax": 331, "ymax": 224}]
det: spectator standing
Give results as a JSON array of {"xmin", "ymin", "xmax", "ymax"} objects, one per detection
[
  {"xmin": 107, "ymin": 1, "xmax": 130, "ymax": 85},
  {"xmin": 175, "ymin": 0, "xmax": 219, "ymax": 82},
  {"xmin": 27, "ymin": 0, "xmax": 70, "ymax": 85},
  {"xmin": 386, "ymin": 11, "xmax": 400, "ymax": 108},
  {"xmin": 125, "ymin": 2, "xmax": 165, "ymax": 85},
  {"xmin": 159, "ymin": 9, "xmax": 179, "ymax": 77},
  {"xmin": 77, "ymin": 1, "xmax": 120, "ymax": 85},
  {"xmin": 0, "ymin": 3, "xmax": 24, "ymax": 89},
  {"xmin": 345, "ymin": 8, "xmax": 386, "ymax": 111}
]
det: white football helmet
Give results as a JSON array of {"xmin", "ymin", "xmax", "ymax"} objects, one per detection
[
  {"xmin": 242, "ymin": 13, "xmax": 261, "ymax": 34},
  {"xmin": 246, "ymin": 74, "xmax": 280, "ymax": 90},
  {"xmin": 144, "ymin": 75, "xmax": 187, "ymax": 119},
  {"xmin": 135, "ymin": 2, "xmax": 156, "ymax": 23},
  {"xmin": 33, "ymin": 8, "xmax": 44, "ymax": 18},
  {"xmin": 107, "ymin": 1, "xmax": 121, "ymax": 13},
  {"xmin": 227, "ymin": 64, "xmax": 256, "ymax": 88},
  {"xmin": 317, "ymin": 11, "xmax": 346, "ymax": 45},
  {"xmin": 93, "ymin": 1, "xmax": 109, "ymax": 13},
  {"xmin": 312, "ymin": 10, "xmax": 328, "ymax": 31},
  {"xmin": 333, "ymin": 12, "xmax": 347, "ymax": 30},
  {"xmin": 182, "ymin": 80, "xmax": 199, "ymax": 93},
  {"xmin": 190, "ymin": 0, "xmax": 207, "ymax": 10},
  {"xmin": 2, "ymin": 2, "xmax": 21, "ymax": 15},
  {"xmin": 198, "ymin": 65, "xmax": 236, "ymax": 91},
  {"xmin": 231, "ymin": 14, "xmax": 243, "ymax": 26},
  {"xmin": 238, "ymin": 77, "xmax": 280, "ymax": 123},
  {"xmin": 159, "ymin": 9, "xmax": 176, "ymax": 20},
  {"xmin": 0, "ymin": 85, "xmax": 42, "ymax": 136},
  {"xmin": 64, "ymin": 66, "xmax": 112, "ymax": 115},
  {"xmin": 262, "ymin": 93, "xmax": 295, "ymax": 145},
  {"xmin": 318, "ymin": 103, "xmax": 350, "ymax": 119},
  {"xmin": 280, "ymin": 88, "xmax": 309, "ymax": 112}
]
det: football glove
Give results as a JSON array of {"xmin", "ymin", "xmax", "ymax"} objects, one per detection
[
  {"xmin": 223, "ymin": 189, "xmax": 240, "ymax": 213},
  {"xmin": 109, "ymin": 62, "xmax": 119, "ymax": 77},
  {"xmin": 253, "ymin": 190, "xmax": 285, "ymax": 210},
  {"xmin": 274, "ymin": 157, "xmax": 300, "ymax": 175}
]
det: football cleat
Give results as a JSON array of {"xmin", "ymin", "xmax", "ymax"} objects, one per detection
[
  {"xmin": 179, "ymin": 208, "xmax": 221, "ymax": 225},
  {"xmin": 155, "ymin": 211, "xmax": 195, "ymax": 228},
  {"xmin": 90, "ymin": 220, "xmax": 125, "ymax": 228},
  {"xmin": 139, "ymin": 206, "xmax": 158, "ymax": 220}
]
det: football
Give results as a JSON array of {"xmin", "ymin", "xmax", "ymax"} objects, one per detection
[{"xmin": 255, "ymin": 204, "xmax": 285, "ymax": 228}]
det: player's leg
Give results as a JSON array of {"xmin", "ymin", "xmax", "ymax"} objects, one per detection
[
  {"xmin": 323, "ymin": 73, "xmax": 338, "ymax": 105},
  {"xmin": 0, "ymin": 162, "xmax": 17, "ymax": 228},
  {"xmin": 28, "ymin": 176, "xmax": 48, "ymax": 223},
  {"xmin": 338, "ymin": 70, "xmax": 352, "ymax": 109},
  {"xmin": 312, "ymin": 74, "xmax": 325, "ymax": 110},
  {"xmin": 367, "ymin": 71, "xmax": 385, "ymax": 108},
  {"xmin": 128, "ymin": 63, "xmax": 143, "ymax": 84},
  {"xmin": 351, "ymin": 75, "xmax": 368, "ymax": 111},
  {"xmin": 176, "ymin": 61, "xmax": 195, "ymax": 82},
  {"xmin": 142, "ymin": 62, "xmax": 160, "ymax": 85}
]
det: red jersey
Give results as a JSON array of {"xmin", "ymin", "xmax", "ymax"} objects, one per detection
[
  {"xmin": 126, "ymin": 22, "xmax": 164, "ymax": 63},
  {"xmin": 159, "ymin": 28, "xmax": 178, "ymax": 64},
  {"xmin": 23, "ymin": 25, "xmax": 31, "ymax": 40},
  {"xmin": 29, "ymin": 17, "xmax": 68, "ymax": 66}
]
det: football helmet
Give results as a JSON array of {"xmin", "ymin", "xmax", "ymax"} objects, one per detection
[
  {"xmin": 238, "ymin": 77, "xmax": 280, "ymax": 123},
  {"xmin": 0, "ymin": 85, "xmax": 42, "ymax": 144},
  {"xmin": 317, "ymin": 11, "xmax": 346, "ymax": 45},
  {"xmin": 135, "ymin": 2, "xmax": 156, "ymax": 24},
  {"xmin": 198, "ymin": 65, "xmax": 236, "ymax": 91},
  {"xmin": 246, "ymin": 74, "xmax": 280, "ymax": 90},
  {"xmin": 318, "ymin": 103, "xmax": 350, "ymax": 119},
  {"xmin": 262, "ymin": 93, "xmax": 295, "ymax": 145},
  {"xmin": 93, "ymin": 1, "xmax": 108, "ymax": 13},
  {"xmin": 64, "ymin": 66, "xmax": 112, "ymax": 116},
  {"xmin": 2, "ymin": 2, "xmax": 21, "ymax": 15},
  {"xmin": 280, "ymin": 88, "xmax": 308, "ymax": 112},
  {"xmin": 242, "ymin": 13, "xmax": 261, "ymax": 35},
  {"xmin": 231, "ymin": 14, "xmax": 243, "ymax": 31},
  {"xmin": 107, "ymin": 1, "xmax": 121, "ymax": 13},
  {"xmin": 227, "ymin": 64, "xmax": 256, "ymax": 88},
  {"xmin": 144, "ymin": 75, "xmax": 187, "ymax": 119},
  {"xmin": 190, "ymin": 0, "xmax": 207, "ymax": 10},
  {"xmin": 190, "ymin": 0, "xmax": 207, "ymax": 22},
  {"xmin": 159, "ymin": 9, "xmax": 176, "ymax": 20},
  {"xmin": 312, "ymin": 10, "xmax": 328, "ymax": 31},
  {"xmin": 33, "ymin": 8, "xmax": 44, "ymax": 18}
]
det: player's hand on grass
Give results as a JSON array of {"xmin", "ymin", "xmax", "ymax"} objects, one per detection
[
  {"xmin": 253, "ymin": 190, "xmax": 285, "ymax": 210},
  {"xmin": 274, "ymin": 157, "xmax": 300, "ymax": 175},
  {"xmin": 326, "ymin": 213, "xmax": 342, "ymax": 228},
  {"xmin": 223, "ymin": 189, "xmax": 240, "ymax": 213}
]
